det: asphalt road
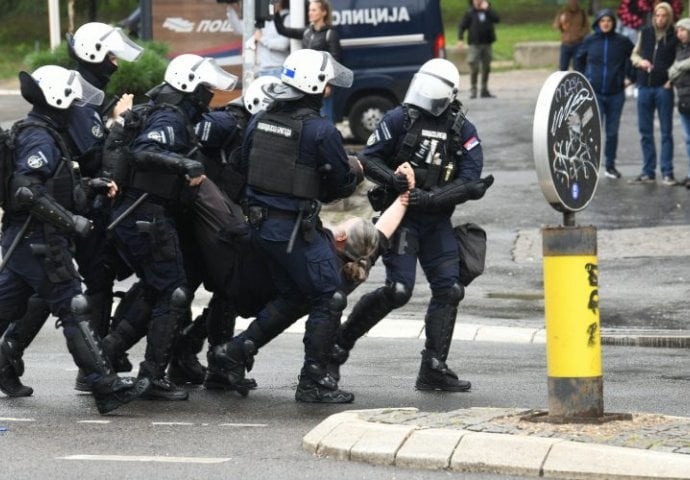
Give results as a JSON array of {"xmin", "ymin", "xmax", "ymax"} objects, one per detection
[
  {"xmin": 1, "ymin": 328, "xmax": 688, "ymax": 480},
  {"xmin": 1, "ymin": 70, "xmax": 689, "ymax": 478}
]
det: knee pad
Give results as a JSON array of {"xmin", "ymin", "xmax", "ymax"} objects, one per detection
[
  {"xmin": 328, "ymin": 291, "xmax": 347, "ymax": 317},
  {"xmin": 170, "ymin": 287, "xmax": 192, "ymax": 309},
  {"xmin": 383, "ymin": 281, "xmax": 412, "ymax": 308},
  {"xmin": 431, "ymin": 283, "xmax": 464, "ymax": 306},
  {"xmin": 70, "ymin": 294, "xmax": 90, "ymax": 316}
]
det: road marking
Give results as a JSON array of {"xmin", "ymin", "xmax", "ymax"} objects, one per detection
[
  {"xmin": 78, "ymin": 420, "xmax": 111, "ymax": 424},
  {"xmin": 59, "ymin": 454, "xmax": 230, "ymax": 464},
  {"xmin": 219, "ymin": 423, "xmax": 268, "ymax": 428},
  {"xmin": 0, "ymin": 417, "xmax": 35, "ymax": 422},
  {"xmin": 151, "ymin": 422, "xmax": 195, "ymax": 426}
]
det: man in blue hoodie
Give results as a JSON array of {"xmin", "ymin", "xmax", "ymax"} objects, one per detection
[{"xmin": 576, "ymin": 9, "xmax": 635, "ymax": 179}]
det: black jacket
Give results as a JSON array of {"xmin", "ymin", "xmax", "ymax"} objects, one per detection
[
  {"xmin": 273, "ymin": 14, "xmax": 342, "ymax": 61},
  {"xmin": 457, "ymin": 5, "xmax": 499, "ymax": 45}
]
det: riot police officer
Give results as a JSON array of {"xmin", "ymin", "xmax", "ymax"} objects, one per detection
[
  {"xmin": 209, "ymin": 49, "xmax": 360, "ymax": 403},
  {"xmin": 103, "ymin": 54, "xmax": 237, "ymax": 401},
  {"xmin": 330, "ymin": 59, "xmax": 494, "ymax": 392},
  {"xmin": 0, "ymin": 66, "xmax": 148, "ymax": 414},
  {"xmin": 169, "ymin": 76, "xmax": 282, "ymax": 387},
  {"xmin": 68, "ymin": 22, "xmax": 144, "ymax": 391}
]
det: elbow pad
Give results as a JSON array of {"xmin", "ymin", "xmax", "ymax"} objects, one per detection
[
  {"xmin": 430, "ymin": 175, "xmax": 494, "ymax": 209},
  {"xmin": 359, "ymin": 155, "xmax": 401, "ymax": 190},
  {"xmin": 134, "ymin": 151, "xmax": 205, "ymax": 178},
  {"xmin": 14, "ymin": 186, "xmax": 92, "ymax": 237}
]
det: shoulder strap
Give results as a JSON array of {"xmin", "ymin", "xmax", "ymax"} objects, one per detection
[
  {"xmin": 12, "ymin": 119, "xmax": 72, "ymax": 162},
  {"xmin": 395, "ymin": 105, "xmax": 421, "ymax": 166}
]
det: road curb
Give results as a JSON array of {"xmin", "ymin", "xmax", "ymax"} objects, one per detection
[{"xmin": 303, "ymin": 409, "xmax": 690, "ymax": 479}]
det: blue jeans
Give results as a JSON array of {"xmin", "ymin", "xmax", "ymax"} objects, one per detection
[
  {"xmin": 679, "ymin": 111, "xmax": 690, "ymax": 179},
  {"xmin": 637, "ymin": 85, "xmax": 674, "ymax": 178},
  {"xmin": 596, "ymin": 91, "xmax": 626, "ymax": 169},
  {"xmin": 560, "ymin": 42, "xmax": 583, "ymax": 71}
]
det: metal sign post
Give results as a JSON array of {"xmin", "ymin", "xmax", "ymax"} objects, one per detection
[{"xmin": 530, "ymin": 71, "xmax": 629, "ymax": 424}]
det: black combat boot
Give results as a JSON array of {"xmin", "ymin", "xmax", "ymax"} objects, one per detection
[
  {"xmin": 0, "ymin": 351, "xmax": 33, "ymax": 397},
  {"xmin": 108, "ymin": 283, "xmax": 154, "ymax": 373},
  {"xmin": 204, "ymin": 339, "xmax": 256, "ymax": 396},
  {"xmin": 0, "ymin": 298, "xmax": 52, "ymax": 397},
  {"xmin": 62, "ymin": 295, "xmax": 149, "ymax": 414},
  {"xmin": 295, "ymin": 363, "xmax": 354, "ymax": 403},
  {"xmin": 414, "ymin": 287, "xmax": 471, "ymax": 392},
  {"xmin": 138, "ymin": 287, "xmax": 190, "ymax": 401},
  {"xmin": 297, "ymin": 299, "xmax": 354, "ymax": 404},
  {"xmin": 74, "ymin": 291, "xmax": 116, "ymax": 392},
  {"xmin": 167, "ymin": 310, "xmax": 207, "ymax": 385}
]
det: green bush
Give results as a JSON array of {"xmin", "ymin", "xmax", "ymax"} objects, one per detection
[{"xmin": 23, "ymin": 41, "xmax": 169, "ymax": 99}]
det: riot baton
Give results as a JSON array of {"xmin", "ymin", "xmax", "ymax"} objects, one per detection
[
  {"xmin": 286, "ymin": 208, "xmax": 304, "ymax": 254},
  {"xmin": 0, "ymin": 215, "xmax": 32, "ymax": 273},
  {"xmin": 106, "ymin": 192, "xmax": 149, "ymax": 232}
]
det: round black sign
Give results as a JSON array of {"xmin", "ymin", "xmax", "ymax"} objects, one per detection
[{"xmin": 533, "ymin": 71, "xmax": 602, "ymax": 212}]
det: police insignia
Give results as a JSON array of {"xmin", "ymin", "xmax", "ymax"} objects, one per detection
[
  {"xmin": 366, "ymin": 132, "xmax": 378, "ymax": 146},
  {"xmin": 91, "ymin": 124, "xmax": 104, "ymax": 138},
  {"xmin": 147, "ymin": 130, "xmax": 166, "ymax": 144},
  {"xmin": 27, "ymin": 152, "xmax": 47, "ymax": 169}
]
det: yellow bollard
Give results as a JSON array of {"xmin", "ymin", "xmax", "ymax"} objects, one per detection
[{"xmin": 543, "ymin": 225, "xmax": 603, "ymax": 418}]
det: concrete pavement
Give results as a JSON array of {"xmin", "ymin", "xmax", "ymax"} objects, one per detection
[{"xmin": 303, "ymin": 407, "xmax": 690, "ymax": 479}]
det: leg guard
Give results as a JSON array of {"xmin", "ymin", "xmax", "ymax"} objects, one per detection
[
  {"xmin": 61, "ymin": 295, "xmax": 150, "ymax": 411},
  {"xmin": 62, "ymin": 295, "xmax": 113, "ymax": 381},
  {"xmin": 0, "ymin": 298, "xmax": 50, "ymax": 397},
  {"xmin": 415, "ymin": 284, "xmax": 470, "ymax": 392},
  {"xmin": 168, "ymin": 308, "xmax": 207, "ymax": 385},
  {"xmin": 206, "ymin": 295, "xmax": 237, "ymax": 347},
  {"xmin": 75, "ymin": 290, "xmax": 114, "ymax": 391},
  {"xmin": 336, "ymin": 282, "xmax": 410, "ymax": 351},
  {"xmin": 139, "ymin": 287, "xmax": 190, "ymax": 401},
  {"xmin": 106, "ymin": 283, "xmax": 153, "ymax": 372},
  {"xmin": 2, "ymin": 297, "xmax": 51, "ymax": 377}
]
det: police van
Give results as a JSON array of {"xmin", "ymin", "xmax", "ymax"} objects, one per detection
[{"xmin": 139, "ymin": 0, "xmax": 446, "ymax": 143}]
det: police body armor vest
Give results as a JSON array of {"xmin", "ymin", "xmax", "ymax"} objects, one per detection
[
  {"xmin": 396, "ymin": 104, "xmax": 466, "ymax": 190},
  {"xmin": 247, "ymin": 109, "xmax": 321, "ymax": 200},
  {"xmin": 128, "ymin": 104, "xmax": 199, "ymax": 200}
]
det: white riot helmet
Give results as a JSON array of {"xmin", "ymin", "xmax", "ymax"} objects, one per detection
[
  {"xmin": 19, "ymin": 65, "xmax": 104, "ymax": 110},
  {"xmin": 165, "ymin": 54, "xmax": 238, "ymax": 93},
  {"xmin": 267, "ymin": 49, "xmax": 353, "ymax": 100},
  {"xmin": 243, "ymin": 76, "xmax": 281, "ymax": 113},
  {"xmin": 70, "ymin": 22, "xmax": 143, "ymax": 63},
  {"xmin": 403, "ymin": 59, "xmax": 460, "ymax": 116}
]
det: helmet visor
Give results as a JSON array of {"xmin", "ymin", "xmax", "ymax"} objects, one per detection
[
  {"xmin": 70, "ymin": 71, "xmax": 105, "ymax": 107},
  {"xmin": 195, "ymin": 58, "xmax": 238, "ymax": 91},
  {"xmin": 323, "ymin": 52, "xmax": 353, "ymax": 88},
  {"xmin": 403, "ymin": 72, "xmax": 454, "ymax": 116},
  {"xmin": 101, "ymin": 27, "xmax": 144, "ymax": 62}
]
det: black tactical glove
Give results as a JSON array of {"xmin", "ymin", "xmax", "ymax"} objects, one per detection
[
  {"xmin": 392, "ymin": 172, "xmax": 410, "ymax": 193},
  {"xmin": 467, "ymin": 174, "xmax": 495, "ymax": 200},
  {"xmin": 408, "ymin": 188, "xmax": 434, "ymax": 209}
]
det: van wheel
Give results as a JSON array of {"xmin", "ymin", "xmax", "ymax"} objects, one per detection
[{"xmin": 348, "ymin": 96, "xmax": 395, "ymax": 144}]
